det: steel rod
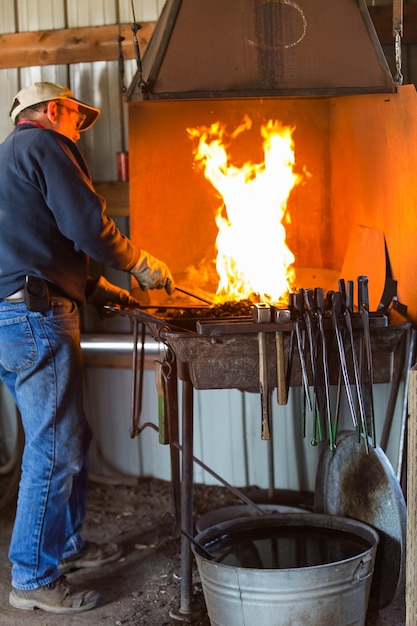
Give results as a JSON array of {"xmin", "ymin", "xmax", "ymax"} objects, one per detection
[
  {"xmin": 175, "ymin": 286, "xmax": 213, "ymax": 305},
  {"xmin": 170, "ymin": 441, "xmax": 266, "ymax": 515}
]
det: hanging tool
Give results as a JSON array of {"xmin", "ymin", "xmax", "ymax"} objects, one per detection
[
  {"xmin": 332, "ymin": 367, "xmax": 343, "ymax": 443},
  {"xmin": 283, "ymin": 311, "xmax": 298, "ymax": 430},
  {"xmin": 344, "ymin": 280, "xmax": 369, "ymax": 452},
  {"xmin": 129, "ymin": 318, "xmax": 146, "ymax": 438},
  {"xmin": 330, "ymin": 291, "xmax": 359, "ymax": 433},
  {"xmin": 155, "ymin": 359, "xmax": 166, "ymax": 443},
  {"xmin": 290, "ymin": 291, "xmax": 312, "ymax": 412},
  {"xmin": 303, "ymin": 289, "xmax": 324, "ymax": 446},
  {"xmin": 275, "ymin": 326, "xmax": 287, "ymax": 405},
  {"xmin": 130, "ymin": 0, "xmax": 147, "ymax": 93},
  {"xmin": 274, "ymin": 307, "xmax": 291, "ymax": 405},
  {"xmin": 155, "ymin": 346, "xmax": 174, "ymax": 445},
  {"xmin": 285, "ymin": 315, "xmax": 295, "ymax": 399},
  {"xmin": 253, "ymin": 303, "xmax": 272, "ymax": 440},
  {"xmin": 358, "ymin": 275, "xmax": 376, "ymax": 447},
  {"xmin": 315, "ymin": 288, "xmax": 334, "ymax": 450}
]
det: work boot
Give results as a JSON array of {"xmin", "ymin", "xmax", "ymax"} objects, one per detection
[
  {"xmin": 59, "ymin": 540, "xmax": 123, "ymax": 574},
  {"xmin": 9, "ymin": 576, "xmax": 99, "ymax": 614}
]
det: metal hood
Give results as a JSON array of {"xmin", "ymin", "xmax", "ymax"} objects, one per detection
[{"xmin": 127, "ymin": 0, "xmax": 396, "ymax": 101}]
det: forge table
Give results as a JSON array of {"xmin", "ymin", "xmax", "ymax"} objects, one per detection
[{"xmin": 102, "ymin": 303, "xmax": 411, "ymax": 620}]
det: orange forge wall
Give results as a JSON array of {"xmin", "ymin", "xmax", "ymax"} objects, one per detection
[
  {"xmin": 128, "ymin": 85, "xmax": 417, "ymax": 323},
  {"xmin": 329, "ymin": 85, "xmax": 417, "ymax": 323}
]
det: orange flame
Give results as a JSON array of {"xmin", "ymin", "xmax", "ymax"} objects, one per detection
[{"xmin": 187, "ymin": 116, "xmax": 304, "ymax": 304}]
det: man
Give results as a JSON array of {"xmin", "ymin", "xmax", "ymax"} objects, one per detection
[{"xmin": 0, "ymin": 82, "xmax": 174, "ymax": 614}]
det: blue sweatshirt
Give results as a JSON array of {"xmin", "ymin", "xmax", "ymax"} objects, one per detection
[{"xmin": 0, "ymin": 123, "xmax": 140, "ymax": 303}]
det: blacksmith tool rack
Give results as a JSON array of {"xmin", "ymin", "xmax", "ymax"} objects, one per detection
[{"xmin": 103, "ymin": 275, "xmax": 412, "ymax": 620}]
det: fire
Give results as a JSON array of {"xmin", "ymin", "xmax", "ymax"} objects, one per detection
[{"xmin": 187, "ymin": 115, "xmax": 304, "ymax": 304}]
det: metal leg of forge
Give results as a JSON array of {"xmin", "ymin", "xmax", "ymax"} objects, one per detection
[
  {"xmin": 169, "ymin": 378, "xmax": 199, "ymax": 621},
  {"xmin": 168, "ymin": 376, "xmax": 280, "ymax": 619},
  {"xmin": 179, "ymin": 380, "xmax": 194, "ymax": 616}
]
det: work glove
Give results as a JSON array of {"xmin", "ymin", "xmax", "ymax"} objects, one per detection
[
  {"xmin": 130, "ymin": 249, "xmax": 175, "ymax": 295},
  {"xmin": 87, "ymin": 275, "xmax": 138, "ymax": 309}
]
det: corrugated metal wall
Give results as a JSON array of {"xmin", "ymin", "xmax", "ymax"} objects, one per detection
[
  {"xmin": 0, "ymin": 0, "xmax": 409, "ymax": 493},
  {"xmin": 0, "ymin": 0, "xmax": 165, "ymax": 180}
]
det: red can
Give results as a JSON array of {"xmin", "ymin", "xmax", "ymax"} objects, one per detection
[{"xmin": 117, "ymin": 151, "xmax": 129, "ymax": 182}]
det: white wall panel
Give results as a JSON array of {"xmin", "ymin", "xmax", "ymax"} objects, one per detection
[
  {"xmin": 0, "ymin": 70, "xmax": 19, "ymax": 140},
  {"xmin": 84, "ymin": 367, "xmax": 173, "ymax": 480},
  {"xmin": 66, "ymin": 0, "xmax": 116, "ymax": 27},
  {"xmin": 0, "ymin": 2, "xmax": 18, "ymax": 141},
  {"xmin": 71, "ymin": 61, "xmax": 117, "ymax": 180},
  {"xmin": 193, "ymin": 389, "xmax": 248, "ymax": 486},
  {"xmin": 238, "ymin": 389, "xmax": 319, "ymax": 492},
  {"xmin": 0, "ymin": 0, "xmax": 16, "ymax": 28},
  {"xmin": 66, "ymin": 1, "xmax": 121, "ymax": 180},
  {"xmin": 16, "ymin": 0, "xmax": 66, "ymax": 30},
  {"xmin": 123, "ymin": 0, "xmax": 166, "ymax": 22}
]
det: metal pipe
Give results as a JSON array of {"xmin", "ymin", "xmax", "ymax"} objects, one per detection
[{"xmin": 80, "ymin": 333, "xmax": 160, "ymax": 356}]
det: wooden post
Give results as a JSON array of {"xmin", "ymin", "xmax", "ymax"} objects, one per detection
[{"xmin": 407, "ymin": 365, "xmax": 417, "ymax": 625}]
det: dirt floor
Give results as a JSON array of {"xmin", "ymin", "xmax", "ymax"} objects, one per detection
[{"xmin": 0, "ymin": 478, "xmax": 406, "ymax": 625}]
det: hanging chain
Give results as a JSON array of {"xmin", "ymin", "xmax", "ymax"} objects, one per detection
[
  {"xmin": 393, "ymin": 0, "xmax": 404, "ymax": 86},
  {"xmin": 394, "ymin": 30, "xmax": 403, "ymax": 86}
]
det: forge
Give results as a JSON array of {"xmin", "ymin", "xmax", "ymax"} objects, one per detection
[{"xmin": 121, "ymin": 0, "xmax": 413, "ymax": 620}]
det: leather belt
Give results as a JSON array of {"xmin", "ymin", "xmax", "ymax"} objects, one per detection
[
  {"xmin": 4, "ymin": 288, "xmax": 25, "ymax": 302},
  {"xmin": 2, "ymin": 283, "xmax": 67, "ymax": 304}
]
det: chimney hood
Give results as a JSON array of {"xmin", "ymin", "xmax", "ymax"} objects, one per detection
[{"xmin": 127, "ymin": 0, "xmax": 396, "ymax": 101}]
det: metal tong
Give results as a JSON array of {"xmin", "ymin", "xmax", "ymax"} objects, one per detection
[
  {"xmin": 253, "ymin": 303, "xmax": 272, "ymax": 440},
  {"xmin": 315, "ymin": 287, "xmax": 335, "ymax": 451},
  {"xmin": 303, "ymin": 289, "xmax": 324, "ymax": 446},
  {"xmin": 290, "ymin": 291, "xmax": 312, "ymax": 413},
  {"xmin": 343, "ymin": 280, "xmax": 369, "ymax": 452},
  {"xmin": 330, "ymin": 290, "xmax": 359, "ymax": 433},
  {"xmin": 358, "ymin": 275, "xmax": 376, "ymax": 447}
]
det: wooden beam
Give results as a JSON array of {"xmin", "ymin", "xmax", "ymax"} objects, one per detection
[
  {"xmin": 0, "ymin": 22, "xmax": 155, "ymax": 70},
  {"xmin": 368, "ymin": 5, "xmax": 417, "ymax": 45},
  {"xmin": 1, "ymin": 7, "xmax": 417, "ymax": 71}
]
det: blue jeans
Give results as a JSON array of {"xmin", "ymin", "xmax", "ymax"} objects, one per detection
[{"xmin": 0, "ymin": 296, "xmax": 92, "ymax": 590}]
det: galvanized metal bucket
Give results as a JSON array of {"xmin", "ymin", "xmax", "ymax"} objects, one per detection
[{"xmin": 193, "ymin": 513, "xmax": 379, "ymax": 626}]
